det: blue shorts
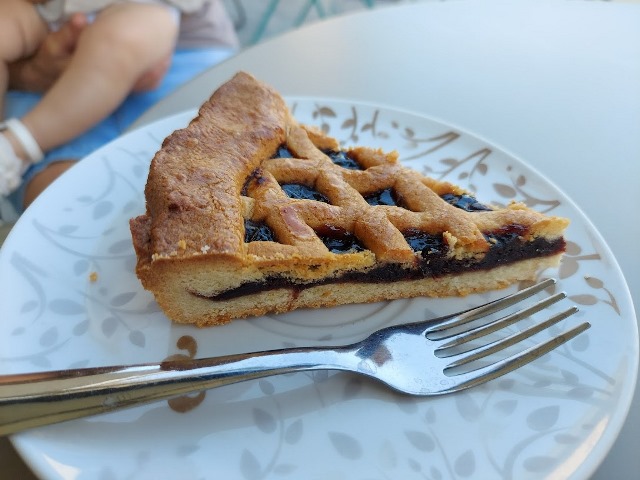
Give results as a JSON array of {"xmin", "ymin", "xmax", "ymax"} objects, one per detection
[{"xmin": 4, "ymin": 47, "xmax": 234, "ymax": 217}]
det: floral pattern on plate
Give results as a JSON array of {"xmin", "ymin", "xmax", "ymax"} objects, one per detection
[{"xmin": 0, "ymin": 99, "xmax": 636, "ymax": 480}]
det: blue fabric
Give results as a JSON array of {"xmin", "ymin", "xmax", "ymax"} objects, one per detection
[{"xmin": 5, "ymin": 47, "xmax": 234, "ymax": 214}]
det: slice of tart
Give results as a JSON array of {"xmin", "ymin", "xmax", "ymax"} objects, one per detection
[{"xmin": 130, "ymin": 72, "xmax": 569, "ymax": 327}]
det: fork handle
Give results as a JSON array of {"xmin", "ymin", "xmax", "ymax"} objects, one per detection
[{"xmin": 0, "ymin": 346, "xmax": 357, "ymax": 436}]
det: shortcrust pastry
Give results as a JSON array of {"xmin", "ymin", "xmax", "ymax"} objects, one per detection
[{"xmin": 130, "ymin": 72, "xmax": 569, "ymax": 326}]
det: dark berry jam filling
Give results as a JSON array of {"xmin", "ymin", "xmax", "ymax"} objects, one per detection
[
  {"xmin": 482, "ymin": 224, "xmax": 534, "ymax": 266},
  {"xmin": 323, "ymin": 149, "xmax": 363, "ymax": 170},
  {"xmin": 403, "ymin": 229, "xmax": 447, "ymax": 257},
  {"xmin": 365, "ymin": 188, "xmax": 406, "ymax": 208},
  {"xmin": 316, "ymin": 224, "xmax": 366, "ymax": 254},
  {"xmin": 197, "ymin": 226, "xmax": 565, "ymax": 301},
  {"xmin": 272, "ymin": 145, "xmax": 294, "ymax": 158},
  {"xmin": 441, "ymin": 193, "xmax": 492, "ymax": 212},
  {"xmin": 244, "ymin": 219, "xmax": 277, "ymax": 242},
  {"xmin": 281, "ymin": 183, "xmax": 329, "ymax": 203}
]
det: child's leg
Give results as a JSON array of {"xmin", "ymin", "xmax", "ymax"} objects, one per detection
[
  {"xmin": 0, "ymin": 0, "xmax": 49, "ymax": 116},
  {"xmin": 20, "ymin": 3, "xmax": 179, "ymax": 152},
  {"xmin": 0, "ymin": 1, "xmax": 49, "ymax": 195}
]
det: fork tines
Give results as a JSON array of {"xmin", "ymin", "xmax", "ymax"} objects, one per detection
[{"xmin": 427, "ymin": 279, "xmax": 591, "ymax": 388}]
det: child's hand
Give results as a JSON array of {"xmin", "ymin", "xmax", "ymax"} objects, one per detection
[{"xmin": 8, "ymin": 13, "xmax": 88, "ymax": 92}]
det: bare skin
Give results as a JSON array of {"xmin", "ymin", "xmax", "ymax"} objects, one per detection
[
  {"xmin": 3, "ymin": 3, "xmax": 174, "ymax": 208},
  {"xmin": 23, "ymin": 159, "xmax": 75, "ymax": 207},
  {"xmin": 8, "ymin": 12, "xmax": 86, "ymax": 93}
]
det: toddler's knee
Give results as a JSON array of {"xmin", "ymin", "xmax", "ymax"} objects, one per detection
[
  {"xmin": 0, "ymin": 1, "xmax": 47, "ymax": 60},
  {"xmin": 83, "ymin": 6, "xmax": 178, "ymax": 71}
]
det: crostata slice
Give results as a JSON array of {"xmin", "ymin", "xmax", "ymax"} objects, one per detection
[{"xmin": 130, "ymin": 72, "xmax": 569, "ymax": 327}]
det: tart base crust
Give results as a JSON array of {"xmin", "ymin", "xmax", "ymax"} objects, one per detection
[{"xmin": 135, "ymin": 254, "xmax": 562, "ymax": 327}]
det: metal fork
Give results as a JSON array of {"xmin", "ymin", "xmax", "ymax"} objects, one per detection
[{"xmin": 0, "ymin": 278, "xmax": 589, "ymax": 436}]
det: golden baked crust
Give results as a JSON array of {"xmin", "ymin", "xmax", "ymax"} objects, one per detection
[{"xmin": 130, "ymin": 72, "xmax": 569, "ymax": 327}]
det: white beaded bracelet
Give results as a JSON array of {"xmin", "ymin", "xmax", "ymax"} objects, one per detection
[
  {"xmin": 0, "ymin": 134, "xmax": 22, "ymax": 196},
  {"xmin": 2, "ymin": 118, "xmax": 44, "ymax": 164}
]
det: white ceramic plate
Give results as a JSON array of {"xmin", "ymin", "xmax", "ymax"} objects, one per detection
[{"xmin": 1, "ymin": 99, "xmax": 637, "ymax": 480}]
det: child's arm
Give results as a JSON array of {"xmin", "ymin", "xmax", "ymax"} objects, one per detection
[
  {"xmin": 20, "ymin": 2, "xmax": 180, "ymax": 152},
  {"xmin": 85, "ymin": 3, "xmax": 180, "ymax": 88},
  {"xmin": 8, "ymin": 13, "xmax": 87, "ymax": 92}
]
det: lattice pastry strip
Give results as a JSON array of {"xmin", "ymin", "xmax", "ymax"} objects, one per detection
[{"xmin": 243, "ymin": 127, "xmax": 549, "ymax": 264}]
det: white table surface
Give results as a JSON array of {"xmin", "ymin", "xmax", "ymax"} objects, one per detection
[
  {"xmin": 4, "ymin": 0, "xmax": 638, "ymax": 478},
  {"xmin": 133, "ymin": 1, "xmax": 640, "ymax": 478}
]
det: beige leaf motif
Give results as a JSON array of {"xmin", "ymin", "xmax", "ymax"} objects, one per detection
[
  {"xmin": 559, "ymin": 258, "xmax": 579, "ymax": 279},
  {"xmin": 585, "ymin": 276, "xmax": 604, "ymax": 289},
  {"xmin": 163, "ymin": 335, "xmax": 206, "ymax": 413},
  {"xmin": 568, "ymin": 294, "xmax": 598, "ymax": 306},
  {"xmin": 565, "ymin": 241, "xmax": 582, "ymax": 256},
  {"xmin": 493, "ymin": 183, "xmax": 517, "ymax": 198}
]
